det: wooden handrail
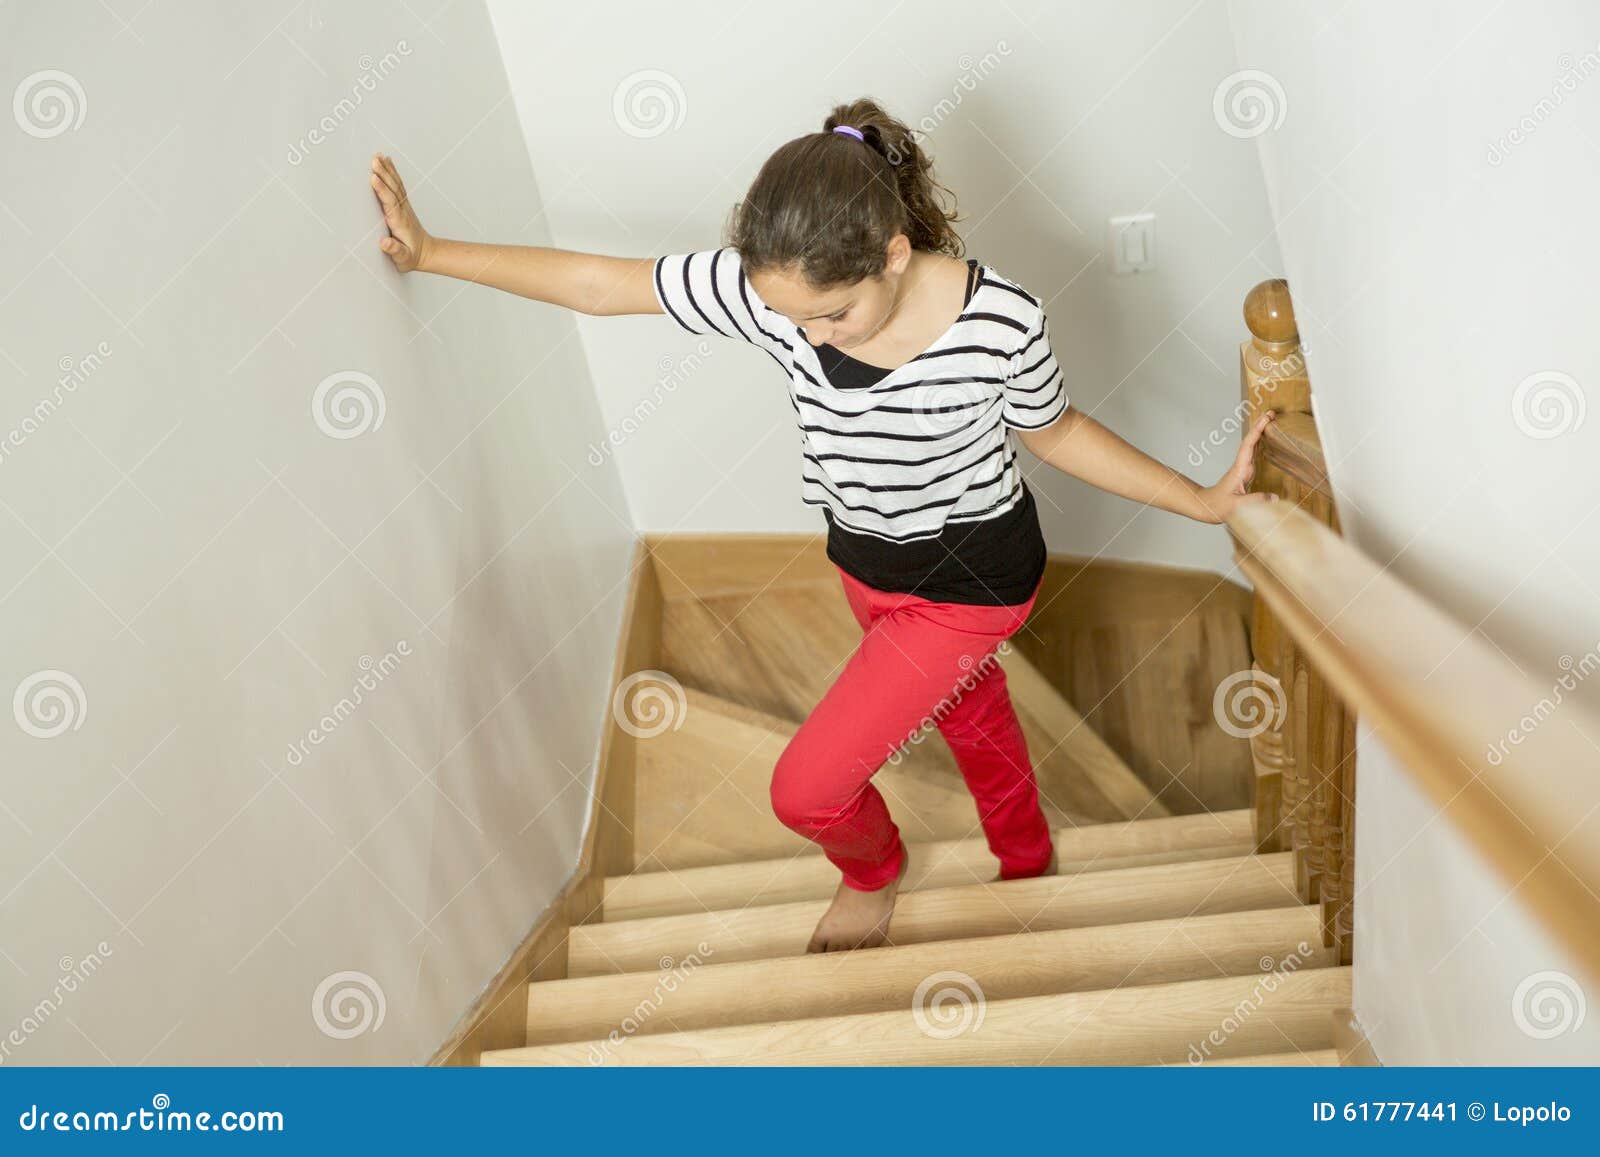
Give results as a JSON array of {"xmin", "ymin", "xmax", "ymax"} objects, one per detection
[
  {"xmin": 1228, "ymin": 498, "xmax": 1600, "ymax": 988},
  {"xmin": 1258, "ymin": 413, "xmax": 1328, "ymax": 495},
  {"xmin": 1234, "ymin": 277, "xmax": 1600, "ymax": 990}
]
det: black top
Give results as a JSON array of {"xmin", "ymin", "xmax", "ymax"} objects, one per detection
[{"xmin": 813, "ymin": 259, "xmax": 1048, "ymax": 607}]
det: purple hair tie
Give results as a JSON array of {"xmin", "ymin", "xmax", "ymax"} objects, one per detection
[{"xmin": 833, "ymin": 125, "xmax": 865, "ymax": 141}]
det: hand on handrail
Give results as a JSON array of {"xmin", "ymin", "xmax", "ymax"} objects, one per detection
[{"xmin": 1199, "ymin": 410, "xmax": 1279, "ymax": 524}]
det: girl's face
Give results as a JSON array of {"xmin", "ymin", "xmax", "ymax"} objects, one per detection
[{"xmin": 749, "ymin": 237, "xmax": 913, "ymax": 350}]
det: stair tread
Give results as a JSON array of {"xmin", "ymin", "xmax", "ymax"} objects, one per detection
[
  {"xmin": 648, "ymin": 575, "xmax": 1167, "ymax": 841},
  {"xmin": 571, "ymin": 851, "xmax": 1301, "ymax": 977},
  {"xmin": 995, "ymin": 644, "xmax": 1171, "ymax": 819},
  {"xmin": 632, "ymin": 686, "xmax": 1096, "ymax": 874},
  {"xmin": 551, "ymin": 543, "xmax": 1329, "ymax": 1070},
  {"xmin": 484, "ymin": 965, "xmax": 1352, "ymax": 1066},
  {"xmin": 604, "ymin": 808, "xmax": 1257, "ymax": 921},
  {"xmin": 1180, "ymin": 1048, "xmax": 1343, "ymax": 1067},
  {"xmin": 525, "ymin": 905, "xmax": 1334, "ymax": 1046}
]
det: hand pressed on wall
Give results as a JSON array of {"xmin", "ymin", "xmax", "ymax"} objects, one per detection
[{"xmin": 370, "ymin": 152, "xmax": 435, "ymax": 275}]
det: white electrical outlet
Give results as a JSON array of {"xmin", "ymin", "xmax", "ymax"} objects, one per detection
[{"xmin": 1109, "ymin": 213, "xmax": 1156, "ymax": 274}]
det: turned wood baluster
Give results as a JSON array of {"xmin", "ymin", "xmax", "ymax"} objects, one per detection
[
  {"xmin": 1291, "ymin": 628, "xmax": 1315, "ymax": 900},
  {"xmin": 1238, "ymin": 279, "xmax": 1358, "ymax": 951},
  {"xmin": 1241, "ymin": 282, "xmax": 1305, "ymax": 862},
  {"xmin": 1335, "ymin": 712, "xmax": 1358, "ymax": 964}
]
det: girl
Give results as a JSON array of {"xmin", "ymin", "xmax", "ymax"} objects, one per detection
[{"xmin": 368, "ymin": 97, "xmax": 1276, "ymax": 956}]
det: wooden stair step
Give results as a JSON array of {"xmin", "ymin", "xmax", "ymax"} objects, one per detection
[
  {"xmin": 632, "ymin": 686, "xmax": 1093, "ymax": 874},
  {"xmin": 483, "ymin": 965, "xmax": 1351, "ymax": 1066},
  {"xmin": 571, "ymin": 851, "xmax": 1299, "ymax": 977},
  {"xmin": 653, "ymin": 575, "xmax": 1167, "ymax": 827},
  {"xmin": 996, "ymin": 644, "xmax": 1170, "ymax": 820},
  {"xmin": 1179, "ymin": 1048, "xmax": 1342, "ymax": 1066},
  {"xmin": 604, "ymin": 808, "xmax": 1256, "ymax": 921},
  {"xmin": 525, "ymin": 905, "xmax": 1332, "ymax": 1046}
]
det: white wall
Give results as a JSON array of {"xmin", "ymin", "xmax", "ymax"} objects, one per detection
[
  {"xmin": 0, "ymin": 1, "xmax": 633, "ymax": 1063},
  {"xmin": 1229, "ymin": 0, "xmax": 1600, "ymax": 1063},
  {"xmin": 488, "ymin": 0, "xmax": 1284, "ymax": 578}
]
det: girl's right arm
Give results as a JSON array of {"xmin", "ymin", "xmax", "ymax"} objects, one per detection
[{"xmin": 368, "ymin": 152, "xmax": 662, "ymax": 317}]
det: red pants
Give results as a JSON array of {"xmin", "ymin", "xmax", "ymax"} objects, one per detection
[{"xmin": 769, "ymin": 566, "xmax": 1054, "ymax": 891}]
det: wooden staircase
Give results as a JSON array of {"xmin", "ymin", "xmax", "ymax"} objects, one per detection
[{"xmin": 475, "ymin": 567, "xmax": 1353, "ymax": 1067}]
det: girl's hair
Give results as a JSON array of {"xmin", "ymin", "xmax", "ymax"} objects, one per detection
[{"xmin": 725, "ymin": 97, "xmax": 964, "ymax": 290}]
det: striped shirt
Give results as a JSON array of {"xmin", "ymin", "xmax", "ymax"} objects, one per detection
[{"xmin": 650, "ymin": 246, "xmax": 1068, "ymax": 545}]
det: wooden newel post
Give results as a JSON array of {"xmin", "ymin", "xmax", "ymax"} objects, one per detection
[{"xmin": 1237, "ymin": 278, "xmax": 1357, "ymax": 965}]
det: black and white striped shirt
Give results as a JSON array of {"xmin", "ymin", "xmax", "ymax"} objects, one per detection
[{"xmin": 651, "ymin": 247, "xmax": 1068, "ymax": 546}]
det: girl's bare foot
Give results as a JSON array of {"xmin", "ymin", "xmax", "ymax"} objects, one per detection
[
  {"xmin": 990, "ymin": 844, "xmax": 1058, "ymax": 883},
  {"xmin": 805, "ymin": 846, "xmax": 910, "ymax": 953}
]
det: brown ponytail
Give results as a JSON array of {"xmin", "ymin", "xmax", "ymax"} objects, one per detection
[{"xmin": 725, "ymin": 97, "xmax": 964, "ymax": 290}]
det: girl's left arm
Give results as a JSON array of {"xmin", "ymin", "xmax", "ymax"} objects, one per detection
[{"xmin": 1016, "ymin": 407, "xmax": 1279, "ymax": 525}]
